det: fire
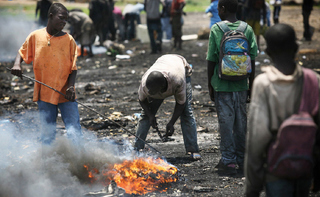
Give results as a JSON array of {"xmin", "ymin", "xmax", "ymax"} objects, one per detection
[{"xmin": 83, "ymin": 157, "xmax": 178, "ymax": 195}]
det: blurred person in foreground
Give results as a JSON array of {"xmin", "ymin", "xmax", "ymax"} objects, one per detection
[
  {"xmin": 11, "ymin": 3, "xmax": 82, "ymax": 145},
  {"xmin": 245, "ymin": 23, "xmax": 320, "ymax": 196},
  {"xmin": 134, "ymin": 54, "xmax": 201, "ymax": 161}
]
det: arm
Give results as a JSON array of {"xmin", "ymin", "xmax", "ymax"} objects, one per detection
[
  {"xmin": 65, "ymin": 70, "xmax": 77, "ymax": 101},
  {"xmin": 139, "ymin": 99, "xmax": 157, "ymax": 128},
  {"xmin": 207, "ymin": 60, "xmax": 216, "ymax": 102},
  {"xmin": 11, "ymin": 52, "xmax": 24, "ymax": 79},
  {"xmin": 166, "ymin": 101, "xmax": 186, "ymax": 136},
  {"xmin": 248, "ymin": 60, "xmax": 255, "ymax": 102}
]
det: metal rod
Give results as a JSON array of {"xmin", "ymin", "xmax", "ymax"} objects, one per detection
[{"xmin": 7, "ymin": 68, "xmax": 162, "ymax": 154}]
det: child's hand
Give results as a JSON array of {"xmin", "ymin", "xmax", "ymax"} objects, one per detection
[
  {"xmin": 65, "ymin": 86, "xmax": 75, "ymax": 101},
  {"xmin": 11, "ymin": 64, "xmax": 23, "ymax": 79}
]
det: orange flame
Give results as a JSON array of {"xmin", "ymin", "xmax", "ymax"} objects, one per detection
[{"xmin": 83, "ymin": 157, "xmax": 178, "ymax": 195}]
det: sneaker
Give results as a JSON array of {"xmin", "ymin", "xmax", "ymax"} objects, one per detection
[{"xmin": 215, "ymin": 160, "xmax": 237, "ymax": 176}]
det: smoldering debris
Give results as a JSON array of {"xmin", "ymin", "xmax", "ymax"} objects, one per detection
[{"xmin": 0, "ymin": 113, "xmax": 137, "ymax": 197}]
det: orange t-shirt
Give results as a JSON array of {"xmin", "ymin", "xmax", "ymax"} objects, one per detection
[{"xmin": 19, "ymin": 28, "xmax": 78, "ymax": 105}]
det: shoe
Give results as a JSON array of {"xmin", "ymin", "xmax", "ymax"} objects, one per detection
[
  {"xmin": 215, "ymin": 160, "xmax": 237, "ymax": 176},
  {"xmin": 237, "ymin": 164, "xmax": 244, "ymax": 177},
  {"xmin": 190, "ymin": 152, "xmax": 201, "ymax": 161}
]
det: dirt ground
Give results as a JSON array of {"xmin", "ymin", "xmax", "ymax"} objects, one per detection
[{"xmin": 1, "ymin": 5, "xmax": 320, "ymax": 197}]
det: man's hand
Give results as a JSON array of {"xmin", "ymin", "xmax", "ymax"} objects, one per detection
[
  {"xmin": 166, "ymin": 123, "xmax": 174, "ymax": 136},
  {"xmin": 65, "ymin": 86, "xmax": 75, "ymax": 101}
]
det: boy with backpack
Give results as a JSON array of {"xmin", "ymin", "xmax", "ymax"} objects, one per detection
[
  {"xmin": 207, "ymin": 0, "xmax": 258, "ymax": 176},
  {"xmin": 244, "ymin": 23, "xmax": 320, "ymax": 196}
]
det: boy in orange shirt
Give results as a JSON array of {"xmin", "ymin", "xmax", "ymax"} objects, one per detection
[{"xmin": 11, "ymin": 3, "xmax": 82, "ymax": 144}]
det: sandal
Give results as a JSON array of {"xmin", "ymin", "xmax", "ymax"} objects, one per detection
[{"xmin": 190, "ymin": 152, "xmax": 201, "ymax": 161}]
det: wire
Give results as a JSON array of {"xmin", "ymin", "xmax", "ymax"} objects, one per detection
[{"xmin": 7, "ymin": 68, "xmax": 162, "ymax": 154}]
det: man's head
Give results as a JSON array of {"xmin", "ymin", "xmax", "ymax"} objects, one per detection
[
  {"xmin": 218, "ymin": 0, "xmax": 238, "ymax": 20},
  {"xmin": 146, "ymin": 71, "xmax": 167, "ymax": 95},
  {"xmin": 265, "ymin": 23, "xmax": 298, "ymax": 59},
  {"xmin": 47, "ymin": 3, "xmax": 68, "ymax": 32}
]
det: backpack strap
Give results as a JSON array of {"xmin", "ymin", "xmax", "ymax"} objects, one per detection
[
  {"xmin": 217, "ymin": 21, "xmax": 248, "ymax": 33},
  {"xmin": 216, "ymin": 21, "xmax": 230, "ymax": 33},
  {"xmin": 236, "ymin": 21, "xmax": 248, "ymax": 32},
  {"xmin": 300, "ymin": 68, "xmax": 319, "ymax": 116}
]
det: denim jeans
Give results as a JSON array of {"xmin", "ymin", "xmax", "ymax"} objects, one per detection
[
  {"xmin": 265, "ymin": 178, "xmax": 312, "ymax": 197},
  {"xmin": 161, "ymin": 17, "xmax": 172, "ymax": 40},
  {"xmin": 124, "ymin": 13, "xmax": 140, "ymax": 40},
  {"xmin": 37, "ymin": 100, "xmax": 82, "ymax": 144},
  {"xmin": 147, "ymin": 19, "xmax": 162, "ymax": 53},
  {"xmin": 134, "ymin": 77, "xmax": 199, "ymax": 153},
  {"xmin": 214, "ymin": 91, "xmax": 247, "ymax": 166}
]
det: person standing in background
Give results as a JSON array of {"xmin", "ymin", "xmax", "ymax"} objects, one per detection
[
  {"xmin": 171, "ymin": 0, "xmax": 185, "ymax": 50},
  {"xmin": 144, "ymin": 0, "xmax": 164, "ymax": 54},
  {"xmin": 161, "ymin": 0, "xmax": 173, "ymax": 40},
  {"xmin": 302, "ymin": 0, "xmax": 314, "ymax": 41},
  {"xmin": 123, "ymin": 3, "xmax": 144, "ymax": 41},
  {"xmin": 205, "ymin": 0, "xmax": 221, "ymax": 28},
  {"xmin": 272, "ymin": 0, "xmax": 282, "ymax": 24},
  {"xmin": 35, "ymin": 0, "xmax": 52, "ymax": 27}
]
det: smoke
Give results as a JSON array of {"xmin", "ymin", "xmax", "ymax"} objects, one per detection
[
  {"xmin": 0, "ymin": 112, "xmax": 136, "ymax": 197},
  {"xmin": 0, "ymin": 14, "xmax": 40, "ymax": 62}
]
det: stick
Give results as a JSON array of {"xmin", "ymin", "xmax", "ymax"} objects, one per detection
[{"xmin": 7, "ymin": 68, "xmax": 162, "ymax": 154}]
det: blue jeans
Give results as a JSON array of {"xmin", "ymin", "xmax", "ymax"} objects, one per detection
[
  {"xmin": 147, "ymin": 19, "xmax": 162, "ymax": 53},
  {"xmin": 37, "ymin": 100, "xmax": 82, "ymax": 144},
  {"xmin": 214, "ymin": 91, "xmax": 247, "ymax": 166},
  {"xmin": 161, "ymin": 17, "xmax": 172, "ymax": 40},
  {"xmin": 265, "ymin": 178, "xmax": 312, "ymax": 197},
  {"xmin": 135, "ymin": 77, "xmax": 199, "ymax": 153}
]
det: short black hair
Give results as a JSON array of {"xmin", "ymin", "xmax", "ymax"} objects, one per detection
[
  {"xmin": 218, "ymin": 0, "xmax": 238, "ymax": 13},
  {"xmin": 146, "ymin": 71, "xmax": 165, "ymax": 90},
  {"xmin": 265, "ymin": 23, "xmax": 297, "ymax": 53},
  {"xmin": 48, "ymin": 3, "xmax": 68, "ymax": 16}
]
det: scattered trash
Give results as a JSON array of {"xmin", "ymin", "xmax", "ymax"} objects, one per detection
[
  {"xmin": 263, "ymin": 59, "xmax": 270, "ymax": 63},
  {"xmin": 194, "ymin": 85, "xmax": 202, "ymax": 90},
  {"xmin": 192, "ymin": 54, "xmax": 199, "ymax": 57},
  {"xmin": 260, "ymin": 51, "xmax": 265, "ymax": 55},
  {"xmin": 134, "ymin": 113, "xmax": 141, "ymax": 119},
  {"xmin": 126, "ymin": 50, "xmax": 133, "ymax": 54},
  {"xmin": 302, "ymin": 55, "xmax": 307, "ymax": 59},
  {"xmin": 196, "ymin": 42, "xmax": 204, "ymax": 47},
  {"xmin": 255, "ymin": 61, "xmax": 261, "ymax": 66},
  {"xmin": 299, "ymin": 61, "xmax": 303, "ymax": 65},
  {"xmin": 116, "ymin": 55, "xmax": 130, "ymax": 59},
  {"xmin": 108, "ymin": 65, "xmax": 118, "ymax": 69}
]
